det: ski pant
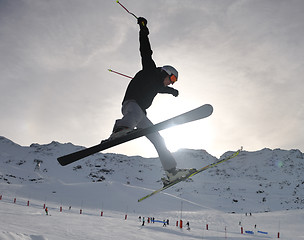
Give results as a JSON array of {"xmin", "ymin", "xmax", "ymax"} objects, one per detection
[{"xmin": 113, "ymin": 100, "xmax": 177, "ymax": 171}]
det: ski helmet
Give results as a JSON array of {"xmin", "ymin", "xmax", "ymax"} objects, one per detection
[{"xmin": 161, "ymin": 65, "xmax": 178, "ymax": 84}]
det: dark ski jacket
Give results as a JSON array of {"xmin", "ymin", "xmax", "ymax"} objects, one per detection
[{"xmin": 122, "ymin": 26, "xmax": 177, "ymax": 113}]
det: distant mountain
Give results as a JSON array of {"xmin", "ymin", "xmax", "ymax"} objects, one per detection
[{"xmin": 0, "ymin": 136, "xmax": 303, "ymax": 214}]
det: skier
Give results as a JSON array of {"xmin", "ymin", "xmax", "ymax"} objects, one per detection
[
  {"xmin": 109, "ymin": 17, "xmax": 195, "ymax": 184},
  {"xmin": 186, "ymin": 221, "xmax": 190, "ymax": 230},
  {"xmin": 45, "ymin": 207, "xmax": 48, "ymax": 215}
]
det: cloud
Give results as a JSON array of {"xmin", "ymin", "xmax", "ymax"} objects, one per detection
[{"xmin": 0, "ymin": 0, "xmax": 303, "ymax": 157}]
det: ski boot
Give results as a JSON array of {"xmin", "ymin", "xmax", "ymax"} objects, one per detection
[
  {"xmin": 108, "ymin": 126, "xmax": 132, "ymax": 140},
  {"xmin": 161, "ymin": 168, "xmax": 197, "ymax": 186}
]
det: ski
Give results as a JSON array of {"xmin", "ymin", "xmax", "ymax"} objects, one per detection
[
  {"xmin": 138, "ymin": 147, "xmax": 243, "ymax": 202},
  {"xmin": 57, "ymin": 104, "xmax": 213, "ymax": 166}
]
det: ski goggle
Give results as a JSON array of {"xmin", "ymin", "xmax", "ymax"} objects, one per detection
[{"xmin": 169, "ymin": 74, "xmax": 177, "ymax": 84}]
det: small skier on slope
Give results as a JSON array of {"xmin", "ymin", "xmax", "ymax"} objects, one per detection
[{"xmin": 109, "ymin": 17, "xmax": 195, "ymax": 184}]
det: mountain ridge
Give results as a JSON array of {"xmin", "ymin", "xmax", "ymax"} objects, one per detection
[{"xmin": 0, "ymin": 136, "xmax": 303, "ymax": 214}]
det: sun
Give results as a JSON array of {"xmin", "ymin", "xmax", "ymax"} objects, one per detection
[
  {"xmin": 149, "ymin": 99, "xmax": 214, "ymax": 154},
  {"xmin": 161, "ymin": 121, "xmax": 213, "ymax": 153}
]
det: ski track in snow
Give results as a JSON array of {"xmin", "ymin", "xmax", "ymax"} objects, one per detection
[{"xmin": 124, "ymin": 181, "xmax": 213, "ymax": 209}]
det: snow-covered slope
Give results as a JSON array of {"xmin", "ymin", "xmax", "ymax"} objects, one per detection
[
  {"xmin": 2, "ymin": 199, "xmax": 303, "ymax": 240},
  {"xmin": 1, "ymin": 136, "xmax": 304, "ymax": 214}
]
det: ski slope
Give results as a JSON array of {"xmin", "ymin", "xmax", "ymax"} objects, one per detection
[
  {"xmin": 1, "ymin": 198, "xmax": 303, "ymax": 240},
  {"xmin": 1, "ymin": 136, "xmax": 304, "ymax": 239}
]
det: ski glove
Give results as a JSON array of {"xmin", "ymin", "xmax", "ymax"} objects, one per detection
[
  {"xmin": 172, "ymin": 89, "xmax": 179, "ymax": 97},
  {"xmin": 137, "ymin": 17, "xmax": 147, "ymax": 27},
  {"xmin": 138, "ymin": 17, "xmax": 149, "ymax": 35}
]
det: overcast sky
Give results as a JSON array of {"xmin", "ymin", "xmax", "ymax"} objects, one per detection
[{"xmin": 1, "ymin": 0, "xmax": 303, "ymax": 158}]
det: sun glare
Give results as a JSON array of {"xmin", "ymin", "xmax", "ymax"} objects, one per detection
[
  {"xmin": 162, "ymin": 121, "xmax": 213, "ymax": 153},
  {"xmin": 150, "ymin": 99, "xmax": 214, "ymax": 154}
]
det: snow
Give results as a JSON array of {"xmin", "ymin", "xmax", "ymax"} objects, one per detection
[
  {"xmin": 1, "ymin": 198, "xmax": 304, "ymax": 240},
  {"xmin": 1, "ymin": 136, "xmax": 304, "ymax": 239}
]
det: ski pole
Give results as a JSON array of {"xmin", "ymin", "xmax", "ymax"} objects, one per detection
[
  {"xmin": 116, "ymin": 1, "xmax": 138, "ymax": 20},
  {"xmin": 108, "ymin": 69, "xmax": 133, "ymax": 79}
]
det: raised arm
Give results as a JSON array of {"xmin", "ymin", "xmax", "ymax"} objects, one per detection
[{"xmin": 137, "ymin": 17, "xmax": 156, "ymax": 71}]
